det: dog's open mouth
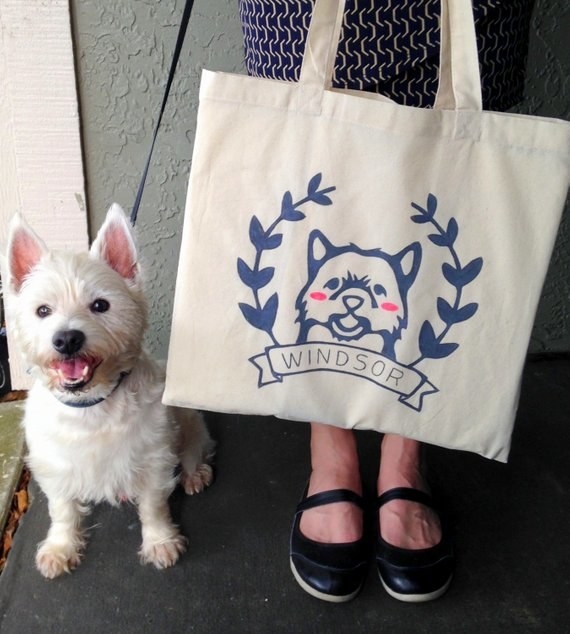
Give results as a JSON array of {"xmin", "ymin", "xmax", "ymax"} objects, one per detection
[
  {"xmin": 49, "ymin": 356, "xmax": 102, "ymax": 391},
  {"xmin": 330, "ymin": 314, "xmax": 366, "ymax": 339}
]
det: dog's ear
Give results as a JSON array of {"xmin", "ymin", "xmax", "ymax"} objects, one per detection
[
  {"xmin": 6, "ymin": 213, "xmax": 48, "ymax": 293},
  {"xmin": 90, "ymin": 204, "xmax": 139, "ymax": 283}
]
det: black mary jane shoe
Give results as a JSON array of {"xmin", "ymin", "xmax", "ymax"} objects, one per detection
[
  {"xmin": 290, "ymin": 488, "xmax": 368, "ymax": 603},
  {"xmin": 376, "ymin": 487, "xmax": 454, "ymax": 603}
]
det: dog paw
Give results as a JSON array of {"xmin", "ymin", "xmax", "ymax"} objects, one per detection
[
  {"xmin": 36, "ymin": 541, "xmax": 82, "ymax": 579},
  {"xmin": 139, "ymin": 534, "xmax": 187, "ymax": 569},
  {"xmin": 181, "ymin": 463, "xmax": 214, "ymax": 495}
]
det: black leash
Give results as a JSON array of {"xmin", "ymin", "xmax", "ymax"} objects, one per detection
[{"xmin": 130, "ymin": 0, "xmax": 196, "ymax": 226}]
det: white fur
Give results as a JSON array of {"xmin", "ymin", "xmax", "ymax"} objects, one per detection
[{"xmin": 5, "ymin": 204, "xmax": 214, "ymax": 578}]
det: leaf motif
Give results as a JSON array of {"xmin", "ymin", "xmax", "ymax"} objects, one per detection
[
  {"xmin": 419, "ymin": 321, "xmax": 438, "ymax": 356},
  {"xmin": 281, "ymin": 191, "xmax": 296, "ymax": 219},
  {"xmin": 248, "ymin": 216, "xmax": 265, "ymax": 250},
  {"xmin": 281, "ymin": 191, "xmax": 305, "ymax": 221},
  {"xmin": 429, "ymin": 342, "xmax": 459, "ymax": 359},
  {"xmin": 311, "ymin": 192, "xmax": 333, "ymax": 206},
  {"xmin": 237, "ymin": 258, "xmax": 255, "ymax": 287},
  {"xmin": 307, "ymin": 173, "xmax": 322, "ymax": 196},
  {"xmin": 411, "ymin": 214, "xmax": 432, "ymax": 224},
  {"xmin": 264, "ymin": 233, "xmax": 283, "ymax": 250},
  {"xmin": 239, "ymin": 303, "xmax": 265, "ymax": 330},
  {"xmin": 238, "ymin": 294, "xmax": 278, "ymax": 332},
  {"xmin": 237, "ymin": 260, "xmax": 274, "ymax": 290},
  {"xmin": 283, "ymin": 191, "xmax": 293, "ymax": 207},
  {"xmin": 429, "ymin": 233, "xmax": 449, "ymax": 247},
  {"xmin": 254, "ymin": 267, "xmax": 275, "ymax": 290},
  {"xmin": 437, "ymin": 298, "xmax": 478, "ymax": 325},
  {"xmin": 419, "ymin": 320, "xmax": 459, "ymax": 359},
  {"xmin": 455, "ymin": 302, "xmax": 478, "ymax": 322},
  {"xmin": 437, "ymin": 297, "xmax": 455, "ymax": 325},
  {"xmin": 426, "ymin": 193, "xmax": 438, "ymax": 218},
  {"xmin": 428, "ymin": 218, "xmax": 457, "ymax": 248},
  {"xmin": 284, "ymin": 209, "xmax": 306, "ymax": 221},
  {"xmin": 442, "ymin": 263, "xmax": 458, "ymax": 286},
  {"xmin": 443, "ymin": 258, "xmax": 483, "ymax": 288},
  {"xmin": 260, "ymin": 293, "xmax": 279, "ymax": 330},
  {"xmin": 460, "ymin": 257, "xmax": 483, "ymax": 285},
  {"xmin": 446, "ymin": 218, "xmax": 458, "ymax": 245}
]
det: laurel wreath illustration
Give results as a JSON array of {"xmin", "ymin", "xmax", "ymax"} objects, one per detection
[
  {"xmin": 409, "ymin": 193, "xmax": 483, "ymax": 367},
  {"xmin": 237, "ymin": 173, "xmax": 336, "ymax": 346},
  {"xmin": 237, "ymin": 176, "xmax": 482, "ymax": 365}
]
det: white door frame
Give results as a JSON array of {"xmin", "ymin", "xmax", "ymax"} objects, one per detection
[{"xmin": 0, "ymin": 0, "xmax": 88, "ymax": 388}]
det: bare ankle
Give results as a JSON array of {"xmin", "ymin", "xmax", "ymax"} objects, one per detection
[
  {"xmin": 378, "ymin": 434, "xmax": 426, "ymax": 494},
  {"xmin": 309, "ymin": 423, "xmax": 361, "ymax": 494}
]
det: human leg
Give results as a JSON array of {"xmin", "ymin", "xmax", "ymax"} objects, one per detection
[
  {"xmin": 377, "ymin": 434, "xmax": 441, "ymax": 549},
  {"xmin": 289, "ymin": 422, "xmax": 367, "ymax": 602},
  {"xmin": 375, "ymin": 433, "xmax": 453, "ymax": 602},
  {"xmin": 299, "ymin": 422, "xmax": 363, "ymax": 543}
]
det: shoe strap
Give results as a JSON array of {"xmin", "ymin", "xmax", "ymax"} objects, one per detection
[
  {"xmin": 296, "ymin": 489, "xmax": 364, "ymax": 515},
  {"xmin": 376, "ymin": 487, "xmax": 437, "ymax": 511}
]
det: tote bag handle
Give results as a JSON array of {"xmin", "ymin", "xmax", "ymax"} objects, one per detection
[{"xmin": 299, "ymin": 0, "xmax": 483, "ymax": 112}]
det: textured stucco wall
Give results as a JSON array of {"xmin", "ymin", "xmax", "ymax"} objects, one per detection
[
  {"xmin": 70, "ymin": 0, "xmax": 244, "ymax": 357},
  {"xmin": 71, "ymin": 0, "xmax": 569, "ymax": 358},
  {"xmin": 513, "ymin": 0, "xmax": 569, "ymax": 352}
]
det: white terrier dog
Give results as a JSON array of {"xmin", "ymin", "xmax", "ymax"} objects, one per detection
[{"xmin": 5, "ymin": 204, "xmax": 214, "ymax": 579}]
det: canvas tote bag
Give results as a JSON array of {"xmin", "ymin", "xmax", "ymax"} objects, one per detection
[{"xmin": 164, "ymin": 0, "xmax": 570, "ymax": 462}]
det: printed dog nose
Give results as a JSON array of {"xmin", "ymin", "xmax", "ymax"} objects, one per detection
[
  {"xmin": 52, "ymin": 329, "xmax": 86, "ymax": 356},
  {"xmin": 343, "ymin": 296, "xmax": 364, "ymax": 311}
]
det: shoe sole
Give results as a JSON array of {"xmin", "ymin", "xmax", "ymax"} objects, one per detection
[
  {"xmin": 379, "ymin": 573, "xmax": 453, "ymax": 603},
  {"xmin": 289, "ymin": 558, "xmax": 362, "ymax": 604}
]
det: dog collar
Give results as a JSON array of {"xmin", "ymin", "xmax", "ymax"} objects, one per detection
[{"xmin": 55, "ymin": 371, "xmax": 130, "ymax": 408}]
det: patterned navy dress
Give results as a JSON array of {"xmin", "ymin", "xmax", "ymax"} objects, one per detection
[{"xmin": 238, "ymin": 0, "xmax": 533, "ymax": 111}]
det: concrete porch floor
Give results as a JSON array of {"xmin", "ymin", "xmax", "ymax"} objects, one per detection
[{"xmin": 0, "ymin": 358, "xmax": 568, "ymax": 633}]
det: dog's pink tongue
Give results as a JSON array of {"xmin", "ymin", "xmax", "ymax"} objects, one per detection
[{"xmin": 59, "ymin": 358, "xmax": 89, "ymax": 381}]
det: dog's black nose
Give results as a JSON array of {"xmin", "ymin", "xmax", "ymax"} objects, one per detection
[
  {"xmin": 343, "ymin": 295, "xmax": 364, "ymax": 311},
  {"xmin": 52, "ymin": 329, "xmax": 86, "ymax": 356}
]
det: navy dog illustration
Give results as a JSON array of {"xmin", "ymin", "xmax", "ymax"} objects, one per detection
[{"xmin": 295, "ymin": 230, "xmax": 422, "ymax": 359}]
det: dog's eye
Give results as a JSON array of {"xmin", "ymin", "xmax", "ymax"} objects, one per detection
[
  {"xmin": 324, "ymin": 278, "xmax": 340, "ymax": 291},
  {"xmin": 373, "ymin": 284, "xmax": 387, "ymax": 296},
  {"xmin": 36, "ymin": 305, "xmax": 52, "ymax": 318},
  {"xmin": 90, "ymin": 299, "xmax": 110, "ymax": 313}
]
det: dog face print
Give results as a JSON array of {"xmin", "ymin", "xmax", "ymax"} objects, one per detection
[
  {"xmin": 238, "ymin": 180, "xmax": 481, "ymax": 414},
  {"xmin": 296, "ymin": 230, "xmax": 422, "ymax": 358}
]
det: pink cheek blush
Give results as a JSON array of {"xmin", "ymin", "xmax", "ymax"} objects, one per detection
[
  {"xmin": 381, "ymin": 302, "xmax": 399, "ymax": 312},
  {"xmin": 310, "ymin": 292, "xmax": 328, "ymax": 301}
]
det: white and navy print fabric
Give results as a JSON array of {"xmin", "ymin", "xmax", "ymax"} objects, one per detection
[{"xmin": 238, "ymin": 0, "xmax": 533, "ymax": 110}]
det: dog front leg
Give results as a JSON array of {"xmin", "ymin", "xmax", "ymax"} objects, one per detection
[
  {"xmin": 137, "ymin": 492, "xmax": 186, "ymax": 569},
  {"xmin": 36, "ymin": 497, "xmax": 87, "ymax": 579}
]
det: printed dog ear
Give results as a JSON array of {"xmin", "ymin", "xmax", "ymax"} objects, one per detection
[
  {"xmin": 7, "ymin": 213, "xmax": 48, "ymax": 293},
  {"xmin": 394, "ymin": 242, "xmax": 422, "ymax": 292},
  {"xmin": 307, "ymin": 230, "xmax": 337, "ymax": 279},
  {"xmin": 90, "ymin": 204, "xmax": 139, "ymax": 283}
]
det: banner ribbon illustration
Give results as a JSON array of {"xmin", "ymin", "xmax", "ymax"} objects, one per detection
[{"xmin": 250, "ymin": 342, "xmax": 438, "ymax": 411}]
